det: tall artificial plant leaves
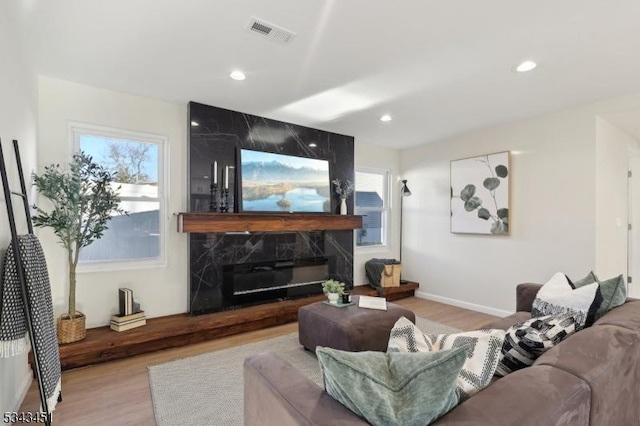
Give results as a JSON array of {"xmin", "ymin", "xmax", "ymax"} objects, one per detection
[
  {"xmin": 32, "ymin": 152, "xmax": 126, "ymax": 317},
  {"xmin": 32, "ymin": 152, "xmax": 125, "ymax": 259}
]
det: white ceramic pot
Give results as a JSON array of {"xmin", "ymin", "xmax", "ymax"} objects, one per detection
[
  {"xmin": 327, "ymin": 292, "xmax": 340, "ymax": 304},
  {"xmin": 340, "ymin": 198, "xmax": 347, "ymax": 215}
]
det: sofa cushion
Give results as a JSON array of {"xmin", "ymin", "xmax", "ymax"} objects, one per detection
[
  {"xmin": 388, "ymin": 317, "xmax": 505, "ymax": 401},
  {"xmin": 316, "ymin": 346, "xmax": 466, "ymax": 426},
  {"xmin": 531, "ymin": 272, "xmax": 602, "ymax": 329},
  {"xmin": 594, "ymin": 299, "xmax": 640, "ymax": 330},
  {"xmin": 430, "ymin": 365, "xmax": 591, "ymax": 426},
  {"xmin": 535, "ymin": 324, "xmax": 640, "ymax": 426},
  {"xmin": 495, "ymin": 314, "xmax": 578, "ymax": 377},
  {"xmin": 244, "ymin": 351, "xmax": 369, "ymax": 425}
]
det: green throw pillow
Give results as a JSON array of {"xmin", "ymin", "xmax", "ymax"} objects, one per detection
[
  {"xmin": 594, "ymin": 274, "xmax": 627, "ymax": 318},
  {"xmin": 316, "ymin": 346, "xmax": 466, "ymax": 426},
  {"xmin": 574, "ymin": 272, "xmax": 626, "ymax": 319},
  {"xmin": 572, "ymin": 271, "xmax": 597, "ymax": 287}
]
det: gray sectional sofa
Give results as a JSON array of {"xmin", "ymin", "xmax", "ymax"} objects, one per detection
[{"xmin": 244, "ymin": 283, "xmax": 640, "ymax": 425}]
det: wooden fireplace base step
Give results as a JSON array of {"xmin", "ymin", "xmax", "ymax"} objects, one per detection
[
  {"xmin": 47, "ymin": 281, "xmax": 418, "ymax": 371},
  {"xmin": 351, "ymin": 281, "xmax": 419, "ymax": 300}
]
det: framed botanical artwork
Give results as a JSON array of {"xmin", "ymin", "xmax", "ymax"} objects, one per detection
[{"xmin": 450, "ymin": 151, "xmax": 510, "ymax": 235}]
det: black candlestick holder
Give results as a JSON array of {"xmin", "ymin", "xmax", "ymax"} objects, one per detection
[
  {"xmin": 220, "ymin": 188, "xmax": 230, "ymax": 212},
  {"xmin": 209, "ymin": 183, "xmax": 218, "ymax": 212}
]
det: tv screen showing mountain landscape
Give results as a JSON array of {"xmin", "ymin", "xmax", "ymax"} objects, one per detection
[{"xmin": 240, "ymin": 149, "xmax": 331, "ymax": 212}]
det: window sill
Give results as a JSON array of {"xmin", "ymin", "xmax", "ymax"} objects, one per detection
[
  {"xmin": 355, "ymin": 244, "xmax": 390, "ymax": 253},
  {"xmin": 77, "ymin": 258, "xmax": 167, "ymax": 273}
]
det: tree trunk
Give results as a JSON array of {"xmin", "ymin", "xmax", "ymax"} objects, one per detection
[{"xmin": 68, "ymin": 250, "xmax": 76, "ymax": 318}]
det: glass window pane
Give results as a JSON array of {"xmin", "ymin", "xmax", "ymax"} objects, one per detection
[
  {"xmin": 355, "ymin": 210, "xmax": 384, "ymax": 246},
  {"xmin": 79, "ymin": 135, "xmax": 159, "ymax": 197},
  {"xmin": 114, "ymin": 182, "xmax": 158, "ymax": 199},
  {"xmin": 355, "ymin": 171, "xmax": 384, "ymax": 208},
  {"xmin": 75, "ymin": 128, "xmax": 163, "ymax": 265},
  {"xmin": 79, "ymin": 201, "xmax": 160, "ymax": 262},
  {"xmin": 355, "ymin": 170, "xmax": 387, "ymax": 247}
]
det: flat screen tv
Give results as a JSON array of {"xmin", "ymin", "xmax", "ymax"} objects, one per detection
[{"xmin": 239, "ymin": 149, "xmax": 331, "ymax": 212}]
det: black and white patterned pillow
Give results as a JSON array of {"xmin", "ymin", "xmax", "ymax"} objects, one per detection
[
  {"xmin": 388, "ymin": 316, "xmax": 431, "ymax": 352},
  {"xmin": 388, "ymin": 317, "xmax": 505, "ymax": 401},
  {"xmin": 531, "ymin": 272, "xmax": 602, "ymax": 329},
  {"xmin": 495, "ymin": 314, "xmax": 577, "ymax": 377}
]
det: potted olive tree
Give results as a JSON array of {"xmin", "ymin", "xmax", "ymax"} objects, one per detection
[{"xmin": 32, "ymin": 152, "xmax": 125, "ymax": 343}]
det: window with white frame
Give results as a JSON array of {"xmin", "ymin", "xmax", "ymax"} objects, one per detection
[
  {"xmin": 354, "ymin": 169, "xmax": 389, "ymax": 247},
  {"xmin": 70, "ymin": 123, "xmax": 166, "ymax": 269}
]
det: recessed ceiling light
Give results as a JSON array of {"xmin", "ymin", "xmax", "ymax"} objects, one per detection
[
  {"xmin": 190, "ymin": 121, "xmax": 199, "ymax": 126},
  {"xmin": 380, "ymin": 114, "xmax": 392, "ymax": 122},
  {"xmin": 308, "ymin": 143, "xmax": 317, "ymax": 148},
  {"xmin": 515, "ymin": 61, "xmax": 537, "ymax": 72},
  {"xmin": 230, "ymin": 70, "xmax": 246, "ymax": 81}
]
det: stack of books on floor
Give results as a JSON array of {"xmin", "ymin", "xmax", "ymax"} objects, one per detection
[
  {"xmin": 110, "ymin": 311, "xmax": 146, "ymax": 331},
  {"xmin": 111, "ymin": 287, "xmax": 146, "ymax": 331}
]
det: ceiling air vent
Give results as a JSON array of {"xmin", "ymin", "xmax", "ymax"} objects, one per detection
[{"xmin": 246, "ymin": 17, "xmax": 296, "ymax": 44}]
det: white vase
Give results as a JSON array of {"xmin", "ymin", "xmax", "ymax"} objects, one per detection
[
  {"xmin": 327, "ymin": 293, "xmax": 340, "ymax": 304},
  {"xmin": 340, "ymin": 198, "xmax": 347, "ymax": 215}
]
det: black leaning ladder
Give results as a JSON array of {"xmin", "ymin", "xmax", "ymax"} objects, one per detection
[{"xmin": 0, "ymin": 138, "xmax": 55, "ymax": 425}]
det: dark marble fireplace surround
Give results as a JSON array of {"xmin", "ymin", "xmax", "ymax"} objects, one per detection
[{"xmin": 188, "ymin": 102, "xmax": 355, "ymax": 315}]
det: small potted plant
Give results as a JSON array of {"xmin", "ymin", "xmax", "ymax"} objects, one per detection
[
  {"xmin": 322, "ymin": 279, "xmax": 345, "ymax": 304},
  {"xmin": 32, "ymin": 152, "xmax": 125, "ymax": 343}
]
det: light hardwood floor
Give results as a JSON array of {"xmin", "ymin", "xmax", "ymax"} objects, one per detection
[{"xmin": 19, "ymin": 297, "xmax": 498, "ymax": 425}]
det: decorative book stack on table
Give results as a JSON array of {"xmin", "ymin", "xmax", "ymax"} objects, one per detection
[{"xmin": 357, "ymin": 295, "xmax": 388, "ymax": 311}]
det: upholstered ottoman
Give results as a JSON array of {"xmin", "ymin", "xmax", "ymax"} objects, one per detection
[{"xmin": 298, "ymin": 296, "xmax": 415, "ymax": 352}]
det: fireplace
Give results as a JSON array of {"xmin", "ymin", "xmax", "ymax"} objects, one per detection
[
  {"xmin": 222, "ymin": 257, "xmax": 327, "ymax": 308},
  {"xmin": 188, "ymin": 102, "xmax": 355, "ymax": 315},
  {"xmin": 189, "ymin": 230, "xmax": 353, "ymax": 315}
]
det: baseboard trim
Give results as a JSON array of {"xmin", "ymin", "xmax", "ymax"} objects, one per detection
[
  {"xmin": 12, "ymin": 369, "xmax": 32, "ymax": 412},
  {"xmin": 415, "ymin": 290, "xmax": 512, "ymax": 318}
]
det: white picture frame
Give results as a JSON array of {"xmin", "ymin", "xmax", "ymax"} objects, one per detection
[{"xmin": 450, "ymin": 151, "xmax": 510, "ymax": 235}]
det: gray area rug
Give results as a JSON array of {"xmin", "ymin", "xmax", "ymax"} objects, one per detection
[{"xmin": 148, "ymin": 316, "xmax": 459, "ymax": 426}]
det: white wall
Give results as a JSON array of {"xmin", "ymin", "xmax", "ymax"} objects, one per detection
[
  {"xmin": 37, "ymin": 77, "xmax": 188, "ymax": 328},
  {"xmin": 595, "ymin": 117, "xmax": 637, "ymax": 280},
  {"xmin": 354, "ymin": 142, "xmax": 401, "ymax": 286},
  {"xmin": 402, "ymin": 106, "xmax": 598, "ymax": 314},
  {"xmin": 0, "ymin": 6, "xmax": 37, "ymax": 416},
  {"xmin": 401, "ymin": 92, "xmax": 640, "ymax": 315}
]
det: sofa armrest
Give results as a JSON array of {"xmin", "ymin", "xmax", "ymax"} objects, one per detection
[
  {"xmin": 516, "ymin": 283, "xmax": 542, "ymax": 312},
  {"xmin": 244, "ymin": 351, "xmax": 368, "ymax": 426}
]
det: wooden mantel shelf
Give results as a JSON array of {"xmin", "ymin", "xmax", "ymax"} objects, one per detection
[{"xmin": 177, "ymin": 212, "xmax": 363, "ymax": 233}]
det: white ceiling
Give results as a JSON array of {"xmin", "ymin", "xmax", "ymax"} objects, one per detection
[{"xmin": 6, "ymin": 0, "xmax": 640, "ymax": 149}]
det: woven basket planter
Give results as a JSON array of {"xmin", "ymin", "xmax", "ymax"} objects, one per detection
[{"xmin": 57, "ymin": 312, "xmax": 86, "ymax": 344}]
